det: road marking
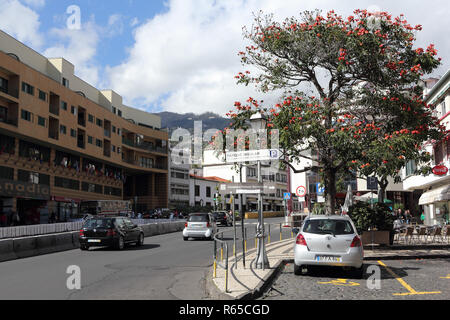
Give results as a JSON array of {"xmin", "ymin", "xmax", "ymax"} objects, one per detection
[
  {"xmin": 377, "ymin": 261, "xmax": 441, "ymax": 296},
  {"xmin": 318, "ymin": 278, "xmax": 360, "ymax": 287},
  {"xmin": 440, "ymin": 274, "xmax": 450, "ymax": 279}
]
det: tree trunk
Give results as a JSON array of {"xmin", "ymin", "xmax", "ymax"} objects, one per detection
[
  {"xmin": 324, "ymin": 169, "xmax": 337, "ymax": 215},
  {"xmin": 378, "ymin": 177, "xmax": 389, "ymax": 204}
]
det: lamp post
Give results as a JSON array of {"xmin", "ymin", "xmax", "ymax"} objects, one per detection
[{"xmin": 250, "ymin": 113, "xmax": 269, "ymax": 269}]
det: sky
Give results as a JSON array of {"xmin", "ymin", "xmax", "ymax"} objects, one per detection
[{"xmin": 0, "ymin": 0, "xmax": 449, "ymax": 117}]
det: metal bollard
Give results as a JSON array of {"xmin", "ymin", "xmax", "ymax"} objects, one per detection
[
  {"xmin": 213, "ymin": 239, "xmax": 217, "ymax": 278},
  {"xmin": 268, "ymin": 224, "xmax": 271, "ymax": 244},
  {"xmin": 280, "ymin": 223, "xmax": 282, "ymax": 241}
]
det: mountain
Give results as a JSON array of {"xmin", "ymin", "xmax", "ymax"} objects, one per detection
[{"xmin": 157, "ymin": 111, "xmax": 230, "ymax": 134}]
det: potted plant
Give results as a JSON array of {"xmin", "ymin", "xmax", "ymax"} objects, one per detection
[{"xmin": 348, "ymin": 202, "xmax": 395, "ymax": 246}]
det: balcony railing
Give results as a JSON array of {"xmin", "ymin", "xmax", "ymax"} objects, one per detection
[
  {"xmin": 0, "ymin": 87, "xmax": 19, "ymax": 99},
  {"xmin": 122, "ymin": 137, "xmax": 168, "ymax": 154}
]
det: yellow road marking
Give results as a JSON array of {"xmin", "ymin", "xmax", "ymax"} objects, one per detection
[
  {"xmin": 318, "ymin": 278, "xmax": 360, "ymax": 287},
  {"xmin": 377, "ymin": 261, "xmax": 441, "ymax": 296},
  {"xmin": 440, "ymin": 274, "xmax": 450, "ymax": 279}
]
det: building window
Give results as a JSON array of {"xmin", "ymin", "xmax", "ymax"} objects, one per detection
[
  {"xmin": 435, "ymin": 142, "xmax": 444, "ymax": 165},
  {"xmin": 140, "ymin": 157, "xmax": 154, "ymax": 168},
  {"xmin": 38, "ymin": 90, "xmax": 47, "ymax": 101},
  {"xmin": 0, "ymin": 77, "xmax": 8, "ymax": 94},
  {"xmin": 117, "ymin": 110, "xmax": 122, "ymax": 117},
  {"xmin": 54, "ymin": 177, "xmax": 79, "ymax": 190},
  {"xmin": 62, "ymin": 78, "xmax": 69, "ymax": 88},
  {"xmin": 206, "ymin": 187, "xmax": 211, "ymax": 198},
  {"xmin": 60, "ymin": 125, "xmax": 67, "ymax": 135},
  {"xmin": 112, "ymin": 145, "xmax": 116, "ymax": 153},
  {"xmin": 112, "ymin": 106, "xmax": 116, "ymax": 114},
  {"xmin": 21, "ymin": 82, "xmax": 34, "ymax": 95},
  {"xmin": 88, "ymin": 114, "xmax": 94, "ymax": 123},
  {"xmin": 37, "ymin": 116, "xmax": 46, "ymax": 127},
  {"xmin": 0, "ymin": 166, "xmax": 14, "ymax": 180},
  {"xmin": 112, "ymin": 125, "xmax": 116, "ymax": 133},
  {"xmin": 195, "ymin": 185, "xmax": 200, "ymax": 197},
  {"xmin": 71, "ymin": 106, "xmax": 77, "ymax": 115},
  {"xmin": 70, "ymin": 129, "xmax": 77, "ymax": 138},
  {"xmin": 96, "ymin": 118, "xmax": 103, "ymax": 127},
  {"xmin": 18, "ymin": 170, "xmax": 50, "ymax": 185},
  {"xmin": 95, "ymin": 139, "xmax": 103, "ymax": 148},
  {"xmin": 87, "ymin": 136, "xmax": 93, "ymax": 144},
  {"xmin": 60, "ymin": 101, "xmax": 68, "ymax": 111},
  {"xmin": 81, "ymin": 182, "xmax": 103, "ymax": 194},
  {"xmin": 405, "ymin": 160, "xmax": 417, "ymax": 177},
  {"xmin": 441, "ymin": 101, "xmax": 447, "ymax": 116},
  {"xmin": 21, "ymin": 109, "xmax": 32, "ymax": 122}
]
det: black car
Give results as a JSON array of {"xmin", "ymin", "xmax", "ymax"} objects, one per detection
[
  {"xmin": 79, "ymin": 216, "xmax": 144, "ymax": 250},
  {"xmin": 212, "ymin": 211, "xmax": 231, "ymax": 227}
]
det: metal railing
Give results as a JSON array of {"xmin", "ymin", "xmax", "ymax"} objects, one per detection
[
  {"xmin": 212, "ymin": 222, "xmax": 295, "ymax": 292},
  {"xmin": 0, "ymin": 218, "xmax": 179, "ymax": 240}
]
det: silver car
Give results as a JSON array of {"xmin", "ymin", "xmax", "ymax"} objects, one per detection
[
  {"xmin": 293, "ymin": 215, "xmax": 364, "ymax": 278},
  {"xmin": 183, "ymin": 213, "xmax": 217, "ymax": 241}
]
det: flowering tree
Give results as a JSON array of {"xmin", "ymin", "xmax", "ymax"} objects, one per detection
[{"xmin": 227, "ymin": 9, "xmax": 443, "ymax": 214}]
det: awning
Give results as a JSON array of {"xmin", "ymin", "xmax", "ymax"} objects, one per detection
[{"xmin": 419, "ymin": 185, "xmax": 450, "ymax": 205}]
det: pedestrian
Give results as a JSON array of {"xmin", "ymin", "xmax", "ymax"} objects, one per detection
[
  {"xmin": 0, "ymin": 213, "xmax": 7, "ymax": 227},
  {"xmin": 420, "ymin": 211, "xmax": 426, "ymax": 224},
  {"xmin": 405, "ymin": 209, "xmax": 412, "ymax": 225},
  {"xmin": 11, "ymin": 211, "xmax": 20, "ymax": 226}
]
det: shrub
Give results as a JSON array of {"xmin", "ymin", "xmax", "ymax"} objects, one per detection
[{"xmin": 348, "ymin": 202, "xmax": 395, "ymax": 234}]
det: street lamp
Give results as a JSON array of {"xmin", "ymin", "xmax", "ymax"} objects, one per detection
[{"xmin": 250, "ymin": 112, "xmax": 270, "ymax": 269}]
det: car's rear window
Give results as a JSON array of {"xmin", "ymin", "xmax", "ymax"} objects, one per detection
[
  {"xmin": 303, "ymin": 219, "xmax": 354, "ymax": 235},
  {"xmin": 83, "ymin": 219, "xmax": 113, "ymax": 229},
  {"xmin": 189, "ymin": 215, "xmax": 209, "ymax": 222}
]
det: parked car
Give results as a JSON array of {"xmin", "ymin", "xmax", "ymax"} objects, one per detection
[
  {"xmin": 293, "ymin": 215, "xmax": 364, "ymax": 278},
  {"xmin": 79, "ymin": 216, "xmax": 144, "ymax": 250},
  {"xmin": 212, "ymin": 211, "xmax": 232, "ymax": 227},
  {"xmin": 183, "ymin": 213, "xmax": 217, "ymax": 241}
]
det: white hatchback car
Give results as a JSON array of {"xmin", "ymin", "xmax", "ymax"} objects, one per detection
[
  {"xmin": 183, "ymin": 213, "xmax": 217, "ymax": 241},
  {"xmin": 293, "ymin": 215, "xmax": 364, "ymax": 278}
]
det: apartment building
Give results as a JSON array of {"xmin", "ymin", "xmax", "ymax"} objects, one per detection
[
  {"xmin": 402, "ymin": 70, "xmax": 450, "ymax": 226},
  {"xmin": 0, "ymin": 30, "xmax": 168, "ymax": 224}
]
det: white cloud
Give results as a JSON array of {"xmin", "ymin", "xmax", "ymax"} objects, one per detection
[
  {"xmin": 106, "ymin": 0, "xmax": 450, "ymax": 116},
  {"xmin": 0, "ymin": 0, "xmax": 44, "ymax": 48},
  {"xmin": 44, "ymin": 19, "xmax": 101, "ymax": 86},
  {"xmin": 21, "ymin": 0, "xmax": 45, "ymax": 8}
]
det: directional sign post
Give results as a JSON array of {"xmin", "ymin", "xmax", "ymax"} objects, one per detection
[{"xmin": 226, "ymin": 149, "xmax": 282, "ymax": 163}]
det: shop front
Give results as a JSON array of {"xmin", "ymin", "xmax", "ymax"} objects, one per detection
[
  {"xmin": 0, "ymin": 178, "xmax": 50, "ymax": 225},
  {"xmin": 418, "ymin": 184, "xmax": 450, "ymax": 226},
  {"xmin": 48, "ymin": 196, "xmax": 81, "ymax": 222}
]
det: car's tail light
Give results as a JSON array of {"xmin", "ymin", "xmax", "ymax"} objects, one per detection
[
  {"xmin": 296, "ymin": 233, "xmax": 307, "ymax": 246},
  {"xmin": 106, "ymin": 229, "xmax": 116, "ymax": 236},
  {"xmin": 350, "ymin": 235, "xmax": 362, "ymax": 247},
  {"xmin": 79, "ymin": 229, "xmax": 84, "ymax": 237},
  {"xmin": 206, "ymin": 222, "xmax": 210, "ymax": 228},
  {"xmin": 185, "ymin": 222, "xmax": 188, "ymax": 228}
]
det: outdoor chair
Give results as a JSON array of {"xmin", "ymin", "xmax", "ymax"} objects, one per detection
[
  {"xmin": 413, "ymin": 226, "xmax": 428, "ymax": 244},
  {"xmin": 427, "ymin": 226, "xmax": 442, "ymax": 243},
  {"xmin": 400, "ymin": 226, "xmax": 414, "ymax": 244}
]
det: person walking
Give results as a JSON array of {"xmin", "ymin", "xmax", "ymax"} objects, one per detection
[
  {"xmin": 0, "ymin": 213, "xmax": 7, "ymax": 227},
  {"xmin": 10, "ymin": 211, "xmax": 20, "ymax": 226},
  {"xmin": 405, "ymin": 209, "xmax": 412, "ymax": 225}
]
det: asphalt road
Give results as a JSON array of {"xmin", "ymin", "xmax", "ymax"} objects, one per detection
[
  {"xmin": 0, "ymin": 217, "xmax": 284, "ymax": 300},
  {"xmin": 259, "ymin": 258, "xmax": 450, "ymax": 300}
]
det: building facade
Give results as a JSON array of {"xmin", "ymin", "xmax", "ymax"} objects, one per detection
[
  {"xmin": 0, "ymin": 30, "xmax": 168, "ymax": 225},
  {"xmin": 402, "ymin": 70, "xmax": 450, "ymax": 226}
]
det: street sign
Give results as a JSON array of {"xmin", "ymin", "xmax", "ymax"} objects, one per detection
[
  {"xmin": 284, "ymin": 192, "xmax": 291, "ymax": 200},
  {"xmin": 226, "ymin": 149, "xmax": 282, "ymax": 163},
  {"xmin": 296, "ymin": 186, "xmax": 307, "ymax": 198},
  {"xmin": 432, "ymin": 165, "xmax": 448, "ymax": 176},
  {"xmin": 219, "ymin": 182, "xmax": 277, "ymax": 195},
  {"xmin": 316, "ymin": 183, "xmax": 325, "ymax": 195}
]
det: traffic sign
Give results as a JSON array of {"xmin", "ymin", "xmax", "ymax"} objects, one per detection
[
  {"xmin": 316, "ymin": 183, "xmax": 325, "ymax": 195},
  {"xmin": 219, "ymin": 182, "xmax": 277, "ymax": 195},
  {"xmin": 296, "ymin": 186, "xmax": 307, "ymax": 197},
  {"xmin": 226, "ymin": 149, "xmax": 282, "ymax": 163},
  {"xmin": 284, "ymin": 192, "xmax": 291, "ymax": 200}
]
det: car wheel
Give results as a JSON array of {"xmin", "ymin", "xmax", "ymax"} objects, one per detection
[
  {"xmin": 136, "ymin": 233, "xmax": 144, "ymax": 246},
  {"xmin": 352, "ymin": 265, "xmax": 364, "ymax": 279},
  {"xmin": 80, "ymin": 245, "xmax": 89, "ymax": 251},
  {"xmin": 294, "ymin": 263, "xmax": 303, "ymax": 276},
  {"xmin": 116, "ymin": 236, "xmax": 125, "ymax": 250},
  {"xmin": 183, "ymin": 237, "xmax": 189, "ymax": 241}
]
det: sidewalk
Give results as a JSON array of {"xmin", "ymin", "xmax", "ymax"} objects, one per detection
[{"xmin": 208, "ymin": 238, "xmax": 450, "ymax": 300}]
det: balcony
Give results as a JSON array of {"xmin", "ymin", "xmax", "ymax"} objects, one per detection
[{"xmin": 121, "ymin": 137, "xmax": 168, "ymax": 154}]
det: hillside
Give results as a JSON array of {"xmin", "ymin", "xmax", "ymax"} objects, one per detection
[{"xmin": 157, "ymin": 111, "xmax": 230, "ymax": 134}]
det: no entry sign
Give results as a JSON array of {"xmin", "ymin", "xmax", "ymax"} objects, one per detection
[{"xmin": 296, "ymin": 186, "xmax": 307, "ymax": 197}]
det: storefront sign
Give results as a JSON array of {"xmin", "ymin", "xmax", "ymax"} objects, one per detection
[
  {"xmin": 432, "ymin": 165, "xmax": 448, "ymax": 176},
  {"xmin": 0, "ymin": 179, "xmax": 50, "ymax": 200}
]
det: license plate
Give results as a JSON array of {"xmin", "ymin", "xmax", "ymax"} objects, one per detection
[
  {"xmin": 88, "ymin": 239, "xmax": 101, "ymax": 243},
  {"xmin": 316, "ymin": 256, "xmax": 341, "ymax": 262}
]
